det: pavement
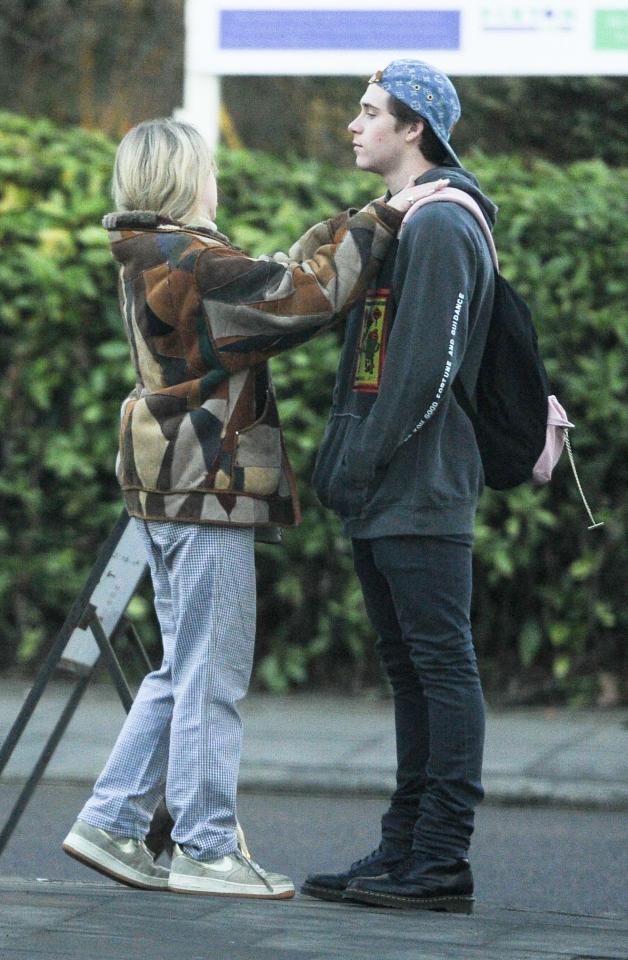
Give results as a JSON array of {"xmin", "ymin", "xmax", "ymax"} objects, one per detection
[
  {"xmin": 1, "ymin": 678, "xmax": 627, "ymax": 808},
  {"xmin": 1, "ymin": 877, "xmax": 627, "ymax": 960},
  {"xmin": 1, "ymin": 677, "xmax": 627, "ymax": 960}
]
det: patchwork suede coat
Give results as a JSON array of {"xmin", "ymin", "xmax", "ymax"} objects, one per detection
[{"xmin": 103, "ymin": 202, "xmax": 402, "ymax": 531}]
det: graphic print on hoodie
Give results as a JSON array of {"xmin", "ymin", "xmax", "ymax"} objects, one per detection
[{"xmin": 353, "ymin": 288, "xmax": 392, "ymax": 393}]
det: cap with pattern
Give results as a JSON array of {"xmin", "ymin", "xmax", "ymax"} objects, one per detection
[{"xmin": 369, "ymin": 59, "xmax": 461, "ymax": 167}]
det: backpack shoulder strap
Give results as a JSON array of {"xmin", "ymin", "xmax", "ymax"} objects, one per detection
[{"xmin": 400, "ymin": 186, "xmax": 499, "ymax": 271}]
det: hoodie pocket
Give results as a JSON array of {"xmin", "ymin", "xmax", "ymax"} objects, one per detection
[{"xmin": 312, "ymin": 414, "xmax": 370, "ymax": 517}]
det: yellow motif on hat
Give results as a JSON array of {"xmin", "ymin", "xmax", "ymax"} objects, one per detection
[{"xmin": 369, "ymin": 70, "xmax": 383, "ymax": 83}]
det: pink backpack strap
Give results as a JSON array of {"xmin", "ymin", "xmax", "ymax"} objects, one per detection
[{"xmin": 400, "ymin": 186, "xmax": 499, "ymax": 271}]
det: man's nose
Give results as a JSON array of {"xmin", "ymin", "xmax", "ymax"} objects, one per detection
[{"xmin": 348, "ymin": 117, "xmax": 361, "ymax": 134}]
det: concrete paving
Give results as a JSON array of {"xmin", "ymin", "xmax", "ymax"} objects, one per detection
[
  {"xmin": 1, "ymin": 678, "xmax": 627, "ymax": 959},
  {"xmin": 1, "ymin": 679, "xmax": 627, "ymax": 808},
  {"xmin": 0, "ymin": 680, "xmax": 628, "ymax": 960},
  {"xmin": 1, "ymin": 877, "xmax": 627, "ymax": 960}
]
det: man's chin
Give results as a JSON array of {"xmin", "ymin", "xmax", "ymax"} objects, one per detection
[{"xmin": 354, "ymin": 154, "xmax": 376, "ymax": 173}]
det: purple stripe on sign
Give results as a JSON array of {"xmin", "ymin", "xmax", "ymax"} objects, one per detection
[{"xmin": 220, "ymin": 10, "xmax": 460, "ymax": 50}]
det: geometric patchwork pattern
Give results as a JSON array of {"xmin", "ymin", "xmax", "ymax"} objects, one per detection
[{"xmin": 104, "ymin": 200, "xmax": 402, "ymax": 529}]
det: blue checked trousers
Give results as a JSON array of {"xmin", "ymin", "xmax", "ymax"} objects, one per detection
[{"xmin": 78, "ymin": 519, "xmax": 256, "ymax": 861}]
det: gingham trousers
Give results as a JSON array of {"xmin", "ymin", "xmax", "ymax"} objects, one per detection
[{"xmin": 78, "ymin": 519, "xmax": 256, "ymax": 860}]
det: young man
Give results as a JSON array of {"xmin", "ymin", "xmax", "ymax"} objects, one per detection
[{"xmin": 302, "ymin": 60, "xmax": 497, "ymax": 913}]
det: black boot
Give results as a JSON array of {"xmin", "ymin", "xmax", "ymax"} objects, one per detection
[
  {"xmin": 344, "ymin": 855, "xmax": 474, "ymax": 913},
  {"xmin": 301, "ymin": 844, "xmax": 407, "ymax": 902}
]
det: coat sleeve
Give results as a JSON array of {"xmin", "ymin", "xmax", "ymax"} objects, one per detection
[
  {"xmin": 284, "ymin": 210, "xmax": 356, "ymax": 262},
  {"xmin": 341, "ymin": 204, "xmax": 477, "ymax": 488},
  {"xmin": 194, "ymin": 201, "xmax": 402, "ymax": 372}
]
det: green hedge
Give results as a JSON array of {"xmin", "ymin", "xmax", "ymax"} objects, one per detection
[{"xmin": 1, "ymin": 112, "xmax": 626, "ymax": 702}]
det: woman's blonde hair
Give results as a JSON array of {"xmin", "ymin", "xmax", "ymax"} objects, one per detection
[{"xmin": 112, "ymin": 118, "xmax": 215, "ymax": 222}]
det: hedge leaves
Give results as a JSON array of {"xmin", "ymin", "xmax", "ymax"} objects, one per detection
[{"xmin": 1, "ymin": 112, "xmax": 626, "ymax": 702}]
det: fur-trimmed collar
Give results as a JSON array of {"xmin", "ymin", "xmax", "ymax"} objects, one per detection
[{"xmin": 102, "ymin": 210, "xmax": 230, "ymax": 245}]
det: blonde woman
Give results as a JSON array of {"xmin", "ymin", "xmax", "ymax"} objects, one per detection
[{"xmin": 61, "ymin": 118, "xmax": 445, "ymax": 899}]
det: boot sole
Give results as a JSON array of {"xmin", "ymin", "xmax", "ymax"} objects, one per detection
[
  {"xmin": 344, "ymin": 888, "xmax": 474, "ymax": 914},
  {"xmin": 300, "ymin": 882, "xmax": 345, "ymax": 903},
  {"xmin": 168, "ymin": 879, "xmax": 295, "ymax": 899},
  {"xmin": 62, "ymin": 839, "xmax": 168, "ymax": 891}
]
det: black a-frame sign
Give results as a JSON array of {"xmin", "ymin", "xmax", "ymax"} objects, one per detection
[{"xmin": 0, "ymin": 511, "xmax": 173, "ymax": 858}]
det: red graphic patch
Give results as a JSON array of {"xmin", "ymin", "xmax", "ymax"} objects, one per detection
[{"xmin": 353, "ymin": 288, "xmax": 391, "ymax": 393}]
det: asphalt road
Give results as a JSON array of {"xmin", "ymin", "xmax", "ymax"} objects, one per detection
[{"xmin": 1, "ymin": 784, "xmax": 625, "ymax": 917}]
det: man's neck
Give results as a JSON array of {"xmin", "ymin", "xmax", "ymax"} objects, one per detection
[{"xmin": 385, "ymin": 155, "xmax": 437, "ymax": 196}]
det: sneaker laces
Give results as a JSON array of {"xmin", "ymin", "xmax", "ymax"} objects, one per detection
[
  {"xmin": 236, "ymin": 820, "xmax": 251, "ymax": 859},
  {"xmin": 139, "ymin": 840, "xmax": 159, "ymax": 863},
  {"xmin": 233, "ymin": 849, "xmax": 274, "ymax": 891}
]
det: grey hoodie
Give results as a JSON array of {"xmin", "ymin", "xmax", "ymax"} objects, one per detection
[{"xmin": 312, "ymin": 165, "xmax": 497, "ymax": 537}]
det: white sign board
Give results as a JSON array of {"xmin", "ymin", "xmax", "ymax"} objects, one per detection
[
  {"xmin": 186, "ymin": 0, "xmax": 628, "ymax": 75},
  {"xmin": 182, "ymin": 0, "xmax": 628, "ymax": 142},
  {"xmin": 60, "ymin": 521, "xmax": 147, "ymax": 671}
]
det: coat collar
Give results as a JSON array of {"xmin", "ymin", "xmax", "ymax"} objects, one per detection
[{"xmin": 102, "ymin": 211, "xmax": 231, "ymax": 245}]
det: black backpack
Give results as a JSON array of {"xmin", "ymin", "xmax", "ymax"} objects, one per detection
[
  {"xmin": 404, "ymin": 187, "xmax": 549, "ymax": 490},
  {"xmin": 452, "ymin": 274, "xmax": 549, "ymax": 490}
]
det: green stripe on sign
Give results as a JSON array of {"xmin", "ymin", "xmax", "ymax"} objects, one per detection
[{"xmin": 595, "ymin": 10, "xmax": 628, "ymax": 49}]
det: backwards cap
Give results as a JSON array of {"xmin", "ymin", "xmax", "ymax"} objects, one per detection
[{"xmin": 370, "ymin": 59, "xmax": 462, "ymax": 167}]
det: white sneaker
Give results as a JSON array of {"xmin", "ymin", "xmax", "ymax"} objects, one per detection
[
  {"xmin": 62, "ymin": 819, "xmax": 170, "ymax": 890},
  {"xmin": 168, "ymin": 844, "xmax": 295, "ymax": 899}
]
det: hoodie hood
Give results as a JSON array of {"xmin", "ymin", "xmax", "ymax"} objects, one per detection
[{"xmin": 415, "ymin": 165, "xmax": 498, "ymax": 229}]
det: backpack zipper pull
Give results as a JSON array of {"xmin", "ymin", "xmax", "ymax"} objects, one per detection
[{"xmin": 563, "ymin": 431, "xmax": 604, "ymax": 530}]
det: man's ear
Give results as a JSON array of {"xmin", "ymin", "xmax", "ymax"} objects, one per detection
[{"xmin": 404, "ymin": 119, "xmax": 424, "ymax": 146}]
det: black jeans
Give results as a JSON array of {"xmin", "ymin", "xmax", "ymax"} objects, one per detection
[{"xmin": 352, "ymin": 535, "xmax": 485, "ymax": 864}]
